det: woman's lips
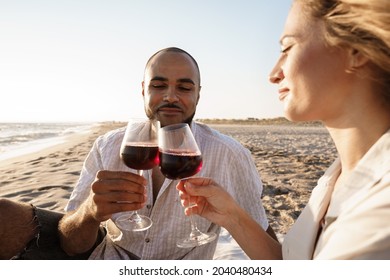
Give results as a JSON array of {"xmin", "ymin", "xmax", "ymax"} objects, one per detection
[{"xmin": 278, "ymin": 88, "xmax": 289, "ymax": 101}]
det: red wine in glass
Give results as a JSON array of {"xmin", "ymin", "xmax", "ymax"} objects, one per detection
[
  {"xmin": 159, "ymin": 151, "xmax": 202, "ymax": 180},
  {"xmin": 158, "ymin": 123, "xmax": 217, "ymax": 248},
  {"xmin": 121, "ymin": 144, "xmax": 159, "ymax": 170},
  {"xmin": 116, "ymin": 118, "xmax": 159, "ymax": 232}
]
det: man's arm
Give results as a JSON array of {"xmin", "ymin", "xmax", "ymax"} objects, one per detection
[
  {"xmin": 59, "ymin": 170, "xmax": 147, "ymax": 256},
  {"xmin": 59, "ymin": 200, "xmax": 102, "ymax": 256}
]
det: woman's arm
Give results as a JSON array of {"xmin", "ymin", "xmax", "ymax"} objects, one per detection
[{"xmin": 177, "ymin": 178, "xmax": 282, "ymax": 259}]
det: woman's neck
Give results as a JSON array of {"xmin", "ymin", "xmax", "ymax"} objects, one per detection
[{"xmin": 325, "ymin": 110, "xmax": 390, "ymax": 173}]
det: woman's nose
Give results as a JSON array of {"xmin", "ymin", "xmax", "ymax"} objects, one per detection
[{"xmin": 269, "ymin": 65, "xmax": 284, "ymax": 84}]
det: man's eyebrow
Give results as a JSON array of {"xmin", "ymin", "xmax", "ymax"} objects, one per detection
[
  {"xmin": 150, "ymin": 76, "xmax": 168, "ymax": 82},
  {"xmin": 177, "ymin": 78, "xmax": 195, "ymax": 85},
  {"xmin": 150, "ymin": 76, "xmax": 195, "ymax": 85}
]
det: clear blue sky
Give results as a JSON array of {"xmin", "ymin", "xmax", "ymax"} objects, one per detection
[{"xmin": 0, "ymin": 0, "xmax": 292, "ymax": 122}]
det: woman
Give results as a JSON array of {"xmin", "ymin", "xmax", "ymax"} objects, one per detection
[{"xmin": 177, "ymin": 0, "xmax": 390, "ymax": 259}]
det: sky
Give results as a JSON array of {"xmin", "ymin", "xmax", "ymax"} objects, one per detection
[{"xmin": 0, "ymin": 0, "xmax": 292, "ymax": 123}]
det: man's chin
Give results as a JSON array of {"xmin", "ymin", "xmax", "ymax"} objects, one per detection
[
  {"xmin": 149, "ymin": 110, "xmax": 195, "ymax": 127},
  {"xmin": 159, "ymin": 118, "xmax": 183, "ymax": 127},
  {"xmin": 158, "ymin": 115, "xmax": 193, "ymax": 127}
]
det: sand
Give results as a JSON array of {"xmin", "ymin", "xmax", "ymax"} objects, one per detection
[
  {"xmin": 0, "ymin": 122, "xmax": 125, "ymax": 211},
  {"xmin": 0, "ymin": 121, "xmax": 338, "ymax": 237},
  {"xmin": 210, "ymin": 123, "xmax": 337, "ymax": 235}
]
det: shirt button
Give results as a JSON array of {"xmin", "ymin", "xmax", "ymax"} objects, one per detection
[
  {"xmin": 145, "ymin": 238, "xmax": 150, "ymax": 243},
  {"xmin": 146, "ymin": 205, "xmax": 152, "ymax": 209}
]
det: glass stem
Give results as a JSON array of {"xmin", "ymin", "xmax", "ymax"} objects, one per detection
[
  {"xmin": 189, "ymin": 211, "xmax": 196, "ymax": 231},
  {"xmin": 188, "ymin": 198, "xmax": 201, "ymax": 236},
  {"xmin": 131, "ymin": 169, "xmax": 144, "ymax": 219}
]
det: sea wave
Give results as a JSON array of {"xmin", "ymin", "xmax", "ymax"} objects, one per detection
[{"xmin": 0, "ymin": 122, "xmax": 94, "ymax": 160}]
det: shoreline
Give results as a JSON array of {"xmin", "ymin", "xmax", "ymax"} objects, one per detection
[
  {"xmin": 0, "ymin": 122, "xmax": 124, "ymax": 167},
  {"xmin": 0, "ymin": 122, "xmax": 99, "ymax": 163},
  {"xmin": 0, "ymin": 122, "xmax": 126, "ymax": 211}
]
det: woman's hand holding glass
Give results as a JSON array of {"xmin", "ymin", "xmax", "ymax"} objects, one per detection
[
  {"xmin": 159, "ymin": 123, "xmax": 217, "ymax": 248},
  {"xmin": 176, "ymin": 178, "xmax": 238, "ymax": 229}
]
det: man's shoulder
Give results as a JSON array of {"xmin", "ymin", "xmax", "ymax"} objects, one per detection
[
  {"xmin": 96, "ymin": 126, "xmax": 126, "ymax": 145},
  {"xmin": 194, "ymin": 122, "xmax": 247, "ymax": 151}
]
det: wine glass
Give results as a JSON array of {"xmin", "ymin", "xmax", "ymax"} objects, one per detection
[
  {"xmin": 116, "ymin": 118, "xmax": 160, "ymax": 232},
  {"xmin": 158, "ymin": 123, "xmax": 217, "ymax": 248}
]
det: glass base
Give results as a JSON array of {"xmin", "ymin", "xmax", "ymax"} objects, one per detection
[
  {"xmin": 177, "ymin": 230, "xmax": 217, "ymax": 248},
  {"xmin": 116, "ymin": 213, "xmax": 153, "ymax": 232}
]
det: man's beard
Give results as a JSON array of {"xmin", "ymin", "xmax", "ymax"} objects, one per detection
[
  {"xmin": 182, "ymin": 112, "xmax": 195, "ymax": 126},
  {"xmin": 145, "ymin": 108, "xmax": 195, "ymax": 127}
]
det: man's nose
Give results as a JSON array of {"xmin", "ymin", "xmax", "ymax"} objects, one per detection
[{"xmin": 163, "ymin": 87, "xmax": 179, "ymax": 102}]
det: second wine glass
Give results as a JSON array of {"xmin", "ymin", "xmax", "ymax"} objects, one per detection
[
  {"xmin": 116, "ymin": 118, "xmax": 159, "ymax": 232},
  {"xmin": 158, "ymin": 123, "xmax": 217, "ymax": 248}
]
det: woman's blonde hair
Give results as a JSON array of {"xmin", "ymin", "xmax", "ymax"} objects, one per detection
[{"xmin": 297, "ymin": 0, "xmax": 390, "ymax": 103}]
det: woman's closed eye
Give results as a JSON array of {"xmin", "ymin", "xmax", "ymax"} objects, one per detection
[{"xmin": 281, "ymin": 45, "xmax": 292, "ymax": 54}]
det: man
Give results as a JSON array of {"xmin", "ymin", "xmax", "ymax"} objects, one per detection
[
  {"xmin": 1, "ymin": 47, "xmax": 275, "ymax": 259},
  {"xmin": 59, "ymin": 47, "xmax": 275, "ymax": 259}
]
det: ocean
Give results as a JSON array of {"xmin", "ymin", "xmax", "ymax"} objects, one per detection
[{"xmin": 0, "ymin": 122, "xmax": 96, "ymax": 161}]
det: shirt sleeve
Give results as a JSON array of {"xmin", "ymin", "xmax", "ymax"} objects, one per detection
[
  {"xmin": 226, "ymin": 146, "xmax": 269, "ymax": 230},
  {"xmin": 64, "ymin": 137, "xmax": 104, "ymax": 212},
  {"xmin": 315, "ymin": 173, "xmax": 390, "ymax": 259}
]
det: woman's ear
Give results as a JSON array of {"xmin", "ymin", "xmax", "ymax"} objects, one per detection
[{"xmin": 348, "ymin": 48, "xmax": 369, "ymax": 69}]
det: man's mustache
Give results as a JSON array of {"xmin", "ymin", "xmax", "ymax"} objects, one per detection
[{"xmin": 156, "ymin": 103, "xmax": 183, "ymax": 111}]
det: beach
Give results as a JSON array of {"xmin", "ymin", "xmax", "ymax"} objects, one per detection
[
  {"xmin": 210, "ymin": 122, "xmax": 337, "ymax": 235},
  {"xmin": 0, "ymin": 122, "xmax": 124, "ymax": 211},
  {"xmin": 0, "ymin": 120, "xmax": 337, "ymax": 237}
]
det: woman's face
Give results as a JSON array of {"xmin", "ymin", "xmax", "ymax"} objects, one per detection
[{"xmin": 269, "ymin": 2, "xmax": 353, "ymax": 123}]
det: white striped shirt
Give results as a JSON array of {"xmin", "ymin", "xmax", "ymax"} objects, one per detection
[{"xmin": 65, "ymin": 121, "xmax": 268, "ymax": 259}]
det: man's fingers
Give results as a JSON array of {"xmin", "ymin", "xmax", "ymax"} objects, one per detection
[
  {"xmin": 96, "ymin": 170, "xmax": 147, "ymax": 186},
  {"xmin": 94, "ymin": 191, "xmax": 146, "ymax": 204},
  {"xmin": 92, "ymin": 178, "xmax": 146, "ymax": 194},
  {"xmin": 93, "ymin": 170, "xmax": 147, "ymax": 194}
]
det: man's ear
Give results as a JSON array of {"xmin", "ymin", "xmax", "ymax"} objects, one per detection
[
  {"xmin": 196, "ymin": 86, "xmax": 201, "ymax": 105},
  {"xmin": 142, "ymin": 81, "xmax": 145, "ymax": 97}
]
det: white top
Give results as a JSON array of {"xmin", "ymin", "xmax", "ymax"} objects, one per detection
[
  {"xmin": 283, "ymin": 129, "xmax": 390, "ymax": 259},
  {"xmin": 65, "ymin": 121, "xmax": 268, "ymax": 259}
]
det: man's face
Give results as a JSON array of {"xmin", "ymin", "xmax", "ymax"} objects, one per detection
[{"xmin": 142, "ymin": 51, "xmax": 201, "ymax": 127}]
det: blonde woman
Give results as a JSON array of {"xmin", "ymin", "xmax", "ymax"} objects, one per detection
[{"xmin": 178, "ymin": 0, "xmax": 390, "ymax": 259}]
